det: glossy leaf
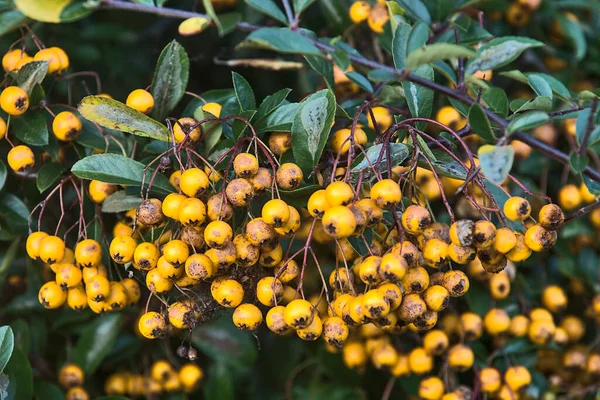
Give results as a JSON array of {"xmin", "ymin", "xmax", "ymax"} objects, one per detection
[
  {"xmin": 72, "ymin": 313, "xmax": 121, "ymax": 375},
  {"xmin": 345, "ymin": 71, "xmax": 373, "ymax": 93},
  {"xmin": 280, "ymin": 185, "xmax": 321, "ymax": 207},
  {"xmin": 397, "ymin": 0, "xmax": 431, "ymax": 24},
  {"xmin": 4, "ymin": 348, "xmax": 32, "ymax": 399},
  {"xmin": 36, "ymin": 162, "xmax": 65, "ymax": 193},
  {"xmin": 78, "ymin": 96, "xmax": 170, "ymax": 141},
  {"xmin": 71, "ymin": 154, "xmax": 174, "ymax": 194},
  {"xmin": 558, "ymin": 14, "xmax": 587, "ymax": 60},
  {"xmin": 305, "ymin": 56, "xmax": 334, "ymax": 90},
  {"xmin": 10, "ymin": 111, "xmax": 49, "ymax": 146},
  {"xmin": 257, "ymin": 102, "xmax": 299, "ymax": 133},
  {"xmin": 352, "ymin": 143, "xmax": 409, "ymax": 172},
  {"xmin": 291, "ymin": 89, "xmax": 336, "ymax": 174},
  {"xmin": 0, "ymin": 160, "xmax": 6, "ymax": 192},
  {"xmin": 150, "ymin": 40, "xmax": 190, "ymax": 122},
  {"xmin": 256, "ymin": 88, "xmax": 292, "ymax": 121},
  {"xmin": 392, "ymin": 21, "xmax": 411, "ymax": 69},
  {"xmin": 0, "ymin": 10, "xmax": 27, "ymax": 36},
  {"xmin": 482, "ymin": 87, "xmax": 509, "ymax": 117},
  {"xmin": 293, "ymin": 0, "xmax": 316, "ymax": 15}
]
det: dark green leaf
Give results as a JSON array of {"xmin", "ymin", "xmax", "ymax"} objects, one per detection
[
  {"xmin": 407, "ymin": 21, "xmax": 429, "ymax": 53},
  {"xmin": 101, "ymin": 191, "xmax": 142, "ymax": 213},
  {"xmin": 33, "ymin": 380, "xmax": 63, "ymax": 400},
  {"xmin": 582, "ymin": 174, "xmax": 600, "ymax": 195},
  {"xmin": 402, "ymin": 64, "xmax": 434, "ymax": 130},
  {"xmin": 558, "ymin": 14, "xmax": 587, "ymax": 60},
  {"xmin": 36, "ymin": 162, "xmax": 65, "ymax": 193},
  {"xmin": 232, "ymin": 110, "xmax": 256, "ymax": 139},
  {"xmin": 482, "ymin": 87, "xmax": 509, "ymax": 117},
  {"xmin": 345, "ymin": 71, "xmax": 373, "ymax": 93},
  {"xmin": 257, "ymin": 102, "xmax": 299, "ymax": 133},
  {"xmin": 502, "ymin": 71, "xmax": 571, "ymax": 102},
  {"xmin": 14, "ymin": 0, "xmax": 92, "ymax": 22},
  {"xmin": 397, "ymin": 0, "xmax": 431, "ymax": 24},
  {"xmin": 466, "ymin": 37, "xmax": 544, "ymax": 74},
  {"xmin": 13, "ymin": 61, "xmax": 48, "ymax": 94},
  {"xmin": 78, "ymin": 96, "xmax": 170, "ymax": 141},
  {"xmin": 202, "ymin": 0, "xmax": 222, "ymax": 33},
  {"xmin": 280, "ymin": 185, "xmax": 321, "ymax": 207},
  {"xmin": 256, "ymin": 89, "xmax": 292, "ymax": 121},
  {"xmin": 10, "ymin": 111, "xmax": 49, "ymax": 146},
  {"xmin": 305, "ymin": 55, "xmax": 334, "ymax": 90},
  {"xmin": 569, "ymin": 152, "xmax": 589, "ymax": 173},
  {"xmin": 291, "ymin": 89, "xmax": 336, "ymax": 174},
  {"xmin": 417, "ymin": 150, "xmax": 467, "ymax": 180},
  {"xmin": 204, "ymin": 363, "xmax": 235, "ymax": 400},
  {"xmin": 367, "ymin": 68, "xmax": 397, "ymax": 82},
  {"xmin": 352, "ymin": 143, "xmax": 409, "ymax": 173},
  {"xmin": 468, "ymin": 103, "xmax": 495, "ymax": 142},
  {"xmin": 246, "ymin": 0, "xmax": 287, "ymax": 24},
  {"xmin": 507, "ymin": 111, "xmax": 549, "ymax": 133},
  {"xmin": 293, "ymin": 0, "xmax": 315, "ymax": 15},
  {"xmin": 0, "ymin": 160, "xmax": 7, "ymax": 192},
  {"xmin": 392, "ymin": 21, "xmax": 411, "ymax": 69},
  {"xmin": 478, "ymin": 145, "xmax": 514, "ymax": 184},
  {"xmin": 238, "ymin": 27, "xmax": 321, "ymax": 56},
  {"xmin": 4, "ymin": 348, "xmax": 32, "ymax": 399},
  {"xmin": 406, "ymin": 43, "xmax": 476, "ymax": 69},
  {"xmin": 71, "ymin": 154, "xmax": 174, "ymax": 194},
  {"xmin": 72, "ymin": 313, "xmax": 121, "ymax": 375},
  {"xmin": 510, "ymin": 97, "xmax": 553, "ymax": 113},
  {"xmin": 0, "ymin": 326, "xmax": 14, "ymax": 373},
  {"xmin": 150, "ymin": 40, "xmax": 190, "ymax": 122},
  {"xmin": 0, "ymin": 194, "xmax": 29, "ymax": 233},
  {"xmin": 0, "ymin": 10, "xmax": 27, "ymax": 36},
  {"xmin": 528, "ymin": 75, "xmax": 553, "ymax": 100},
  {"xmin": 232, "ymin": 72, "xmax": 256, "ymax": 111}
]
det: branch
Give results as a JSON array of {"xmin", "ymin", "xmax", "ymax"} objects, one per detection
[{"xmin": 98, "ymin": 0, "xmax": 600, "ymax": 183}]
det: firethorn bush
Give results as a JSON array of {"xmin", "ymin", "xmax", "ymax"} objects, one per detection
[{"xmin": 1, "ymin": 0, "xmax": 600, "ymax": 399}]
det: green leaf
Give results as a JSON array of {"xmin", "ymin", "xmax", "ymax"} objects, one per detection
[
  {"xmin": 406, "ymin": 43, "xmax": 476, "ymax": 69},
  {"xmin": 305, "ymin": 56, "xmax": 334, "ymax": 90},
  {"xmin": 352, "ymin": 143, "xmax": 409, "ymax": 173},
  {"xmin": 202, "ymin": 0, "xmax": 222, "ymax": 33},
  {"xmin": 291, "ymin": 89, "xmax": 336, "ymax": 174},
  {"xmin": 507, "ymin": 111, "xmax": 549, "ymax": 133},
  {"xmin": 386, "ymin": 1, "xmax": 406, "ymax": 33},
  {"xmin": 407, "ymin": 21, "xmax": 429, "ymax": 53},
  {"xmin": 402, "ymin": 64, "xmax": 434, "ymax": 130},
  {"xmin": 468, "ymin": 103, "xmax": 495, "ymax": 142},
  {"xmin": 33, "ymin": 381, "xmax": 64, "ymax": 400},
  {"xmin": 4, "ymin": 348, "xmax": 32, "ymax": 399},
  {"xmin": 238, "ymin": 27, "xmax": 322, "ymax": 56},
  {"xmin": 502, "ymin": 71, "xmax": 571, "ymax": 102},
  {"xmin": 204, "ymin": 363, "xmax": 235, "ymax": 400},
  {"xmin": 78, "ymin": 96, "xmax": 170, "ymax": 141},
  {"xmin": 279, "ymin": 185, "xmax": 321, "ymax": 208},
  {"xmin": 510, "ymin": 97, "xmax": 553, "ymax": 113},
  {"xmin": 246, "ymin": 0, "xmax": 287, "ymax": 24},
  {"xmin": 0, "ymin": 193, "xmax": 29, "ymax": 234},
  {"xmin": 13, "ymin": 61, "xmax": 48, "ymax": 95},
  {"xmin": 232, "ymin": 110, "xmax": 256, "ymax": 139},
  {"xmin": 14, "ymin": 0, "xmax": 93, "ymax": 22},
  {"xmin": 397, "ymin": 0, "xmax": 431, "ymax": 24},
  {"xmin": 0, "ymin": 160, "xmax": 6, "ymax": 192},
  {"xmin": 575, "ymin": 107, "xmax": 593, "ymax": 144},
  {"xmin": 528, "ymin": 75, "xmax": 553, "ymax": 100},
  {"xmin": 10, "ymin": 111, "xmax": 48, "ymax": 146},
  {"xmin": 72, "ymin": 314, "xmax": 121, "ymax": 375},
  {"xmin": 582, "ymin": 174, "xmax": 600, "ymax": 195},
  {"xmin": 150, "ymin": 40, "xmax": 190, "ymax": 122},
  {"xmin": 256, "ymin": 88, "xmax": 292, "ymax": 121},
  {"xmin": 0, "ymin": 326, "xmax": 14, "ymax": 373},
  {"xmin": 36, "ymin": 162, "xmax": 65, "ymax": 193},
  {"xmin": 232, "ymin": 72, "xmax": 256, "ymax": 111},
  {"xmin": 478, "ymin": 145, "xmax": 514, "ymax": 184},
  {"xmin": 293, "ymin": 0, "xmax": 315, "ymax": 15},
  {"xmin": 71, "ymin": 154, "xmax": 174, "ymax": 195},
  {"xmin": 368, "ymin": 68, "xmax": 397, "ymax": 83},
  {"xmin": 558, "ymin": 14, "xmax": 587, "ymax": 61},
  {"xmin": 101, "ymin": 191, "xmax": 142, "ymax": 213},
  {"xmin": 0, "ymin": 10, "xmax": 27, "ymax": 36},
  {"xmin": 257, "ymin": 102, "xmax": 298, "ymax": 133},
  {"xmin": 482, "ymin": 87, "xmax": 508, "ymax": 117},
  {"xmin": 345, "ymin": 71, "xmax": 373, "ymax": 93},
  {"xmin": 392, "ymin": 21, "xmax": 411, "ymax": 69},
  {"xmin": 569, "ymin": 152, "xmax": 589, "ymax": 173},
  {"xmin": 466, "ymin": 37, "xmax": 544, "ymax": 75}
]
